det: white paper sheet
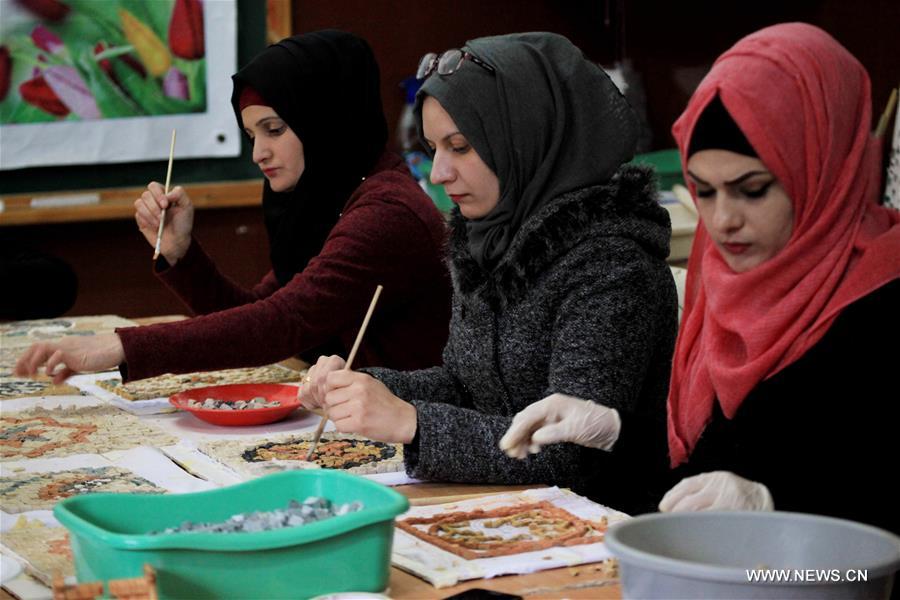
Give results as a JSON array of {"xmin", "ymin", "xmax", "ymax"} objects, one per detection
[
  {"xmin": 140, "ymin": 405, "xmax": 322, "ymax": 442},
  {"xmin": 158, "ymin": 443, "xmax": 245, "ymax": 487},
  {"xmin": 66, "ymin": 373, "xmax": 174, "ymax": 415},
  {"xmin": 1, "ymin": 567, "xmax": 55, "ymax": 600}
]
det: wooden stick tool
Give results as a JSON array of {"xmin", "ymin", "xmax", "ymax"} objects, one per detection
[
  {"xmin": 153, "ymin": 129, "xmax": 177, "ymax": 260},
  {"xmin": 874, "ymin": 87, "xmax": 898, "ymax": 139},
  {"xmin": 305, "ymin": 284, "xmax": 383, "ymax": 460}
]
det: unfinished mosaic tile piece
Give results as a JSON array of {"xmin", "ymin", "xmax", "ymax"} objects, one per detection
[
  {"xmin": 397, "ymin": 500, "xmax": 608, "ymax": 559},
  {"xmin": 1, "ymin": 346, "xmax": 20, "ymax": 377},
  {"xmin": 95, "ymin": 364, "xmax": 302, "ymax": 401},
  {"xmin": 1, "ymin": 316, "xmax": 134, "ymax": 398},
  {"xmin": 392, "ymin": 487, "xmax": 625, "ymax": 588},
  {"xmin": 1, "ymin": 516, "xmax": 74, "ymax": 585},
  {"xmin": 0, "ymin": 376, "xmax": 84, "ymax": 400},
  {"xmin": 0, "ymin": 405, "xmax": 177, "ymax": 460},
  {"xmin": 1, "ymin": 466, "xmax": 166, "ymax": 513},
  {"xmin": 0, "ymin": 315, "xmax": 136, "ymax": 349},
  {"xmin": 200, "ymin": 432, "xmax": 404, "ymax": 478}
]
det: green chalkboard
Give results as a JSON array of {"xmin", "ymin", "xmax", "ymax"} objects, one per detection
[{"xmin": 0, "ymin": 0, "xmax": 266, "ymax": 196}]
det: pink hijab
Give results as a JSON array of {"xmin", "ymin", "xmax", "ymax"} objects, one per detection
[{"xmin": 667, "ymin": 23, "xmax": 900, "ymax": 467}]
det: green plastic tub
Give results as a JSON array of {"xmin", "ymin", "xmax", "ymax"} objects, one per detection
[{"xmin": 53, "ymin": 470, "xmax": 409, "ymax": 599}]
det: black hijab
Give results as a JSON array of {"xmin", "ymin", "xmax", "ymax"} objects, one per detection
[
  {"xmin": 231, "ymin": 31, "xmax": 388, "ymax": 285},
  {"xmin": 415, "ymin": 32, "xmax": 638, "ymax": 270}
]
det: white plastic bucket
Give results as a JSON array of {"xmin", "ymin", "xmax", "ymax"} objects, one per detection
[{"xmin": 605, "ymin": 511, "xmax": 900, "ymax": 599}]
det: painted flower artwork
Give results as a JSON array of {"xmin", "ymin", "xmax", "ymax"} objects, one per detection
[{"xmin": 0, "ymin": 0, "xmax": 206, "ymax": 124}]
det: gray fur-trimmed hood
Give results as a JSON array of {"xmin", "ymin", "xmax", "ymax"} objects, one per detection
[{"xmin": 448, "ymin": 164, "xmax": 671, "ymax": 306}]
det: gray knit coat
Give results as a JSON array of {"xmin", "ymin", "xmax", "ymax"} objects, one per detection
[{"xmin": 367, "ymin": 164, "xmax": 677, "ymax": 512}]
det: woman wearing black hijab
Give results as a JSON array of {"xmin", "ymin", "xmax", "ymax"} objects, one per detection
[
  {"xmin": 16, "ymin": 31, "xmax": 451, "ymax": 382},
  {"xmin": 304, "ymin": 32, "xmax": 677, "ymax": 514}
]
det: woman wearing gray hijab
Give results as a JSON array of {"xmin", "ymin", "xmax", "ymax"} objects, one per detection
[{"xmin": 303, "ymin": 32, "xmax": 677, "ymax": 513}]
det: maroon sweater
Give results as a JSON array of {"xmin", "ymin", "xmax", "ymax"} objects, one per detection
[{"xmin": 117, "ymin": 152, "xmax": 451, "ymax": 381}]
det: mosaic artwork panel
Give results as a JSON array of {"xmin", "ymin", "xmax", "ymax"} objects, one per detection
[
  {"xmin": 0, "ymin": 405, "xmax": 177, "ymax": 460},
  {"xmin": 200, "ymin": 432, "xmax": 404, "ymax": 478},
  {"xmin": 1, "ymin": 516, "xmax": 74, "ymax": 586},
  {"xmin": 95, "ymin": 364, "xmax": 302, "ymax": 401},
  {"xmin": 392, "ymin": 487, "xmax": 624, "ymax": 588},
  {"xmin": 0, "ymin": 376, "xmax": 85, "ymax": 400},
  {"xmin": 397, "ymin": 501, "xmax": 608, "ymax": 560},
  {"xmin": 0, "ymin": 315, "xmax": 136, "ymax": 348},
  {"xmin": 1, "ymin": 466, "xmax": 166, "ymax": 513},
  {"xmin": 1, "ymin": 346, "xmax": 21, "ymax": 377}
]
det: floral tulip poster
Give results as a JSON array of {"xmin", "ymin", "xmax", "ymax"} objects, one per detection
[{"xmin": 0, "ymin": 0, "xmax": 239, "ymax": 170}]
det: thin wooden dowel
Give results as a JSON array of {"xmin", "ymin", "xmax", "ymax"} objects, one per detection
[
  {"xmin": 153, "ymin": 129, "xmax": 177, "ymax": 260},
  {"xmin": 875, "ymin": 87, "xmax": 898, "ymax": 139},
  {"xmin": 305, "ymin": 285, "xmax": 384, "ymax": 460}
]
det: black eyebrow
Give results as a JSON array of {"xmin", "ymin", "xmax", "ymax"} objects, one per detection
[
  {"xmin": 422, "ymin": 131, "xmax": 464, "ymax": 146},
  {"xmin": 254, "ymin": 116, "xmax": 282, "ymax": 127},
  {"xmin": 687, "ymin": 170, "xmax": 771, "ymax": 186},
  {"xmin": 686, "ymin": 170, "xmax": 708, "ymax": 186},
  {"xmin": 724, "ymin": 170, "xmax": 770, "ymax": 185}
]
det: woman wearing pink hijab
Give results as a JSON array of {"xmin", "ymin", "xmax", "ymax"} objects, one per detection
[
  {"xmin": 501, "ymin": 23, "xmax": 899, "ymax": 532},
  {"xmin": 660, "ymin": 23, "xmax": 899, "ymax": 534}
]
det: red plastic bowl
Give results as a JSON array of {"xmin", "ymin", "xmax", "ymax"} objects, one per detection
[{"xmin": 169, "ymin": 383, "xmax": 302, "ymax": 426}]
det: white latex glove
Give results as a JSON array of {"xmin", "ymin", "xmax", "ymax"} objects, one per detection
[
  {"xmin": 499, "ymin": 393, "xmax": 622, "ymax": 459},
  {"xmin": 659, "ymin": 471, "xmax": 774, "ymax": 512}
]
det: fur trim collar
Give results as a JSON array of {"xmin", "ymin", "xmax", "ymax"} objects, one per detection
[{"xmin": 449, "ymin": 164, "xmax": 669, "ymax": 306}]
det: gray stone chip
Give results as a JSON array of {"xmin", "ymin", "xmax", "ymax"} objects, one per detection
[{"xmin": 153, "ymin": 497, "xmax": 364, "ymax": 534}]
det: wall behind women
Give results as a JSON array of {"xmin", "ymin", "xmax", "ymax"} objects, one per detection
[
  {"xmin": 291, "ymin": 0, "xmax": 899, "ymax": 152},
  {"xmin": 624, "ymin": 0, "xmax": 900, "ymax": 149},
  {"xmin": 1, "ymin": 1, "xmax": 269, "ymax": 318},
  {"xmin": 292, "ymin": 0, "xmax": 621, "ymax": 148}
]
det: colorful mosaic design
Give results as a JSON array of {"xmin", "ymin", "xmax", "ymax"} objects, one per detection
[
  {"xmin": 0, "ymin": 376, "xmax": 84, "ymax": 400},
  {"xmin": 1, "ymin": 466, "xmax": 166, "ymax": 513},
  {"xmin": 1, "ymin": 516, "xmax": 74, "ymax": 586},
  {"xmin": 201, "ymin": 432, "xmax": 404, "ymax": 478},
  {"xmin": 398, "ymin": 501, "xmax": 608, "ymax": 560},
  {"xmin": 95, "ymin": 364, "xmax": 302, "ymax": 401},
  {"xmin": 1, "ymin": 315, "xmax": 134, "ymax": 399},
  {"xmin": 0, "ymin": 315, "xmax": 136, "ymax": 349},
  {"xmin": 1, "ymin": 346, "xmax": 21, "ymax": 377},
  {"xmin": 0, "ymin": 405, "xmax": 177, "ymax": 460}
]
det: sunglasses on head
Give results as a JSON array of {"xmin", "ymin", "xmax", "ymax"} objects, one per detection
[{"xmin": 416, "ymin": 48, "xmax": 495, "ymax": 80}]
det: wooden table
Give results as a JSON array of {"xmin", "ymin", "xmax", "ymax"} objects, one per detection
[
  {"xmin": 1, "ymin": 316, "xmax": 621, "ymax": 599},
  {"xmin": 1, "ymin": 486, "xmax": 621, "ymax": 600},
  {"xmin": 131, "ymin": 316, "xmax": 623, "ymax": 597}
]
